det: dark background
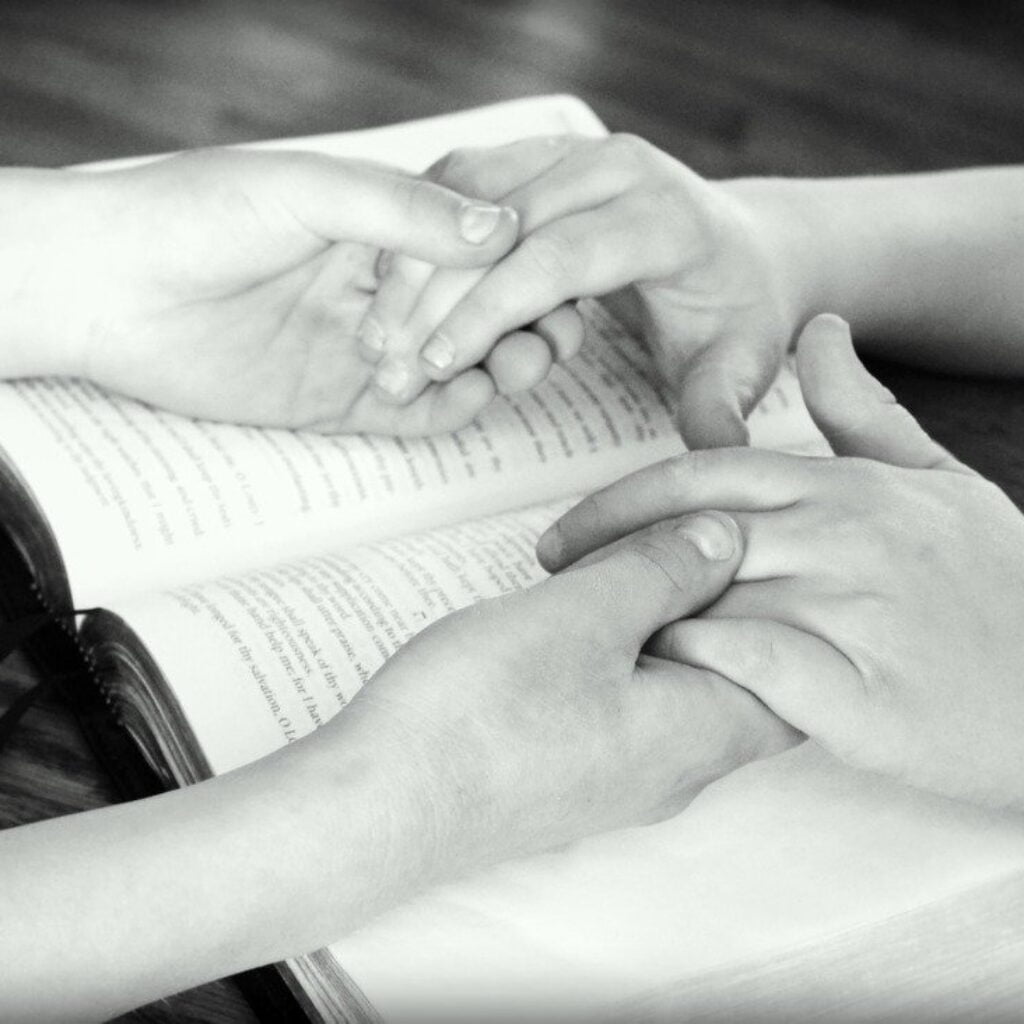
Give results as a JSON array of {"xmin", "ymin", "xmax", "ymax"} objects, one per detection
[{"xmin": 1, "ymin": 2, "xmax": 1023, "ymax": 1021}]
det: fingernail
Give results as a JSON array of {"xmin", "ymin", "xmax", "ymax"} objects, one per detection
[
  {"xmin": 459, "ymin": 202, "xmax": 505, "ymax": 244},
  {"xmin": 375, "ymin": 249, "xmax": 393, "ymax": 280},
  {"xmin": 422, "ymin": 333, "xmax": 455, "ymax": 371},
  {"xmin": 676, "ymin": 513, "xmax": 737, "ymax": 561},
  {"xmin": 358, "ymin": 317, "xmax": 386, "ymax": 360},
  {"xmin": 813, "ymin": 312, "xmax": 850, "ymax": 335},
  {"xmin": 374, "ymin": 359, "xmax": 410, "ymax": 399}
]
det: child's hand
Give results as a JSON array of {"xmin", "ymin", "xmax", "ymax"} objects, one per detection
[
  {"xmin": 329, "ymin": 505, "xmax": 795, "ymax": 878},
  {"xmin": 1, "ymin": 150, "xmax": 525, "ymax": 435},
  {"xmin": 362, "ymin": 134, "xmax": 799, "ymax": 447},
  {"xmin": 539, "ymin": 315, "xmax": 1024, "ymax": 811}
]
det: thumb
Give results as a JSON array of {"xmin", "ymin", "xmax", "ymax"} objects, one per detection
[
  {"xmin": 673, "ymin": 337, "xmax": 779, "ymax": 450},
  {"xmin": 279, "ymin": 152, "xmax": 520, "ymax": 268},
  {"xmin": 558, "ymin": 512, "xmax": 744, "ymax": 649},
  {"xmin": 797, "ymin": 314, "xmax": 973, "ymax": 474}
]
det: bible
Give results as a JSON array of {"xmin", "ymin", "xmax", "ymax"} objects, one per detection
[{"xmin": 1, "ymin": 95, "xmax": 1022, "ymax": 1023}]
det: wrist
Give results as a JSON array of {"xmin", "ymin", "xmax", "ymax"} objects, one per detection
[
  {"xmin": 719, "ymin": 176, "xmax": 837, "ymax": 343},
  {"xmin": 281, "ymin": 707, "xmax": 467, "ymax": 936}
]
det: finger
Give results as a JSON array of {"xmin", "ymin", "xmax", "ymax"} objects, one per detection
[
  {"xmin": 498, "ymin": 133, "xmax": 660, "ymax": 233},
  {"xmin": 533, "ymin": 303, "xmax": 586, "ymax": 363},
  {"xmin": 357, "ymin": 254, "xmax": 436, "ymax": 363},
  {"xmin": 363, "ymin": 137, "xmax": 576, "ymax": 369},
  {"xmin": 797, "ymin": 314, "xmax": 975, "ymax": 475},
  {"xmin": 419, "ymin": 194, "xmax": 688, "ymax": 381},
  {"xmin": 332, "ymin": 367, "xmax": 496, "ymax": 436},
  {"xmin": 627, "ymin": 658, "xmax": 802, "ymax": 814},
  {"xmin": 536, "ymin": 447, "xmax": 812, "ymax": 573},
  {"xmin": 651, "ymin": 617, "xmax": 867, "ymax": 747},
  {"xmin": 364, "ymin": 137, "xmax": 579, "ymax": 367},
  {"xmin": 574, "ymin": 508, "xmax": 804, "ymax": 586},
  {"xmin": 435, "ymin": 135, "xmax": 669, "ymax": 235},
  {"xmin": 426, "ymin": 134, "xmax": 583, "ymax": 200},
  {"xmin": 484, "ymin": 332, "xmax": 554, "ymax": 395},
  {"xmin": 277, "ymin": 153, "xmax": 520, "ymax": 267},
  {"xmin": 372, "ymin": 265, "xmax": 487, "ymax": 404},
  {"xmin": 672, "ymin": 335, "xmax": 783, "ymax": 450},
  {"xmin": 372, "ymin": 270, "xmax": 581, "ymax": 398},
  {"xmin": 559, "ymin": 512, "xmax": 744, "ymax": 649},
  {"xmin": 698, "ymin": 575, "xmax": 837, "ymax": 625}
]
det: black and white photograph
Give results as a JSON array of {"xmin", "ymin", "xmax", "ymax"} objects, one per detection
[{"xmin": 1, "ymin": 2, "xmax": 1023, "ymax": 1021}]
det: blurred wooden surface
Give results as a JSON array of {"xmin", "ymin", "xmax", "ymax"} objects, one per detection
[{"xmin": 1, "ymin": 1, "xmax": 1023, "ymax": 1021}]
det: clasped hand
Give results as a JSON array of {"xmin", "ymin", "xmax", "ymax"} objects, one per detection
[
  {"xmin": 0, "ymin": 149, "xmax": 558, "ymax": 435},
  {"xmin": 331, "ymin": 505, "xmax": 796, "ymax": 875},
  {"xmin": 10, "ymin": 135, "xmax": 1024, "ymax": 841},
  {"xmin": 540, "ymin": 316, "xmax": 1024, "ymax": 812},
  {"xmin": 362, "ymin": 132, "xmax": 799, "ymax": 448}
]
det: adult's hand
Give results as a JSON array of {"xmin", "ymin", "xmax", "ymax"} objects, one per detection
[
  {"xmin": 539, "ymin": 314, "xmax": 1024, "ymax": 811},
  {"xmin": 361, "ymin": 133, "xmax": 799, "ymax": 447},
  {"xmin": 0, "ymin": 150, "xmax": 523, "ymax": 434}
]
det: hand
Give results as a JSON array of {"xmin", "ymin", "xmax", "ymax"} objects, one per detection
[
  {"xmin": 329, "ymin": 508, "xmax": 797, "ymax": 877},
  {"xmin": 361, "ymin": 134, "xmax": 800, "ymax": 447},
  {"xmin": 538, "ymin": 314, "xmax": 1024, "ymax": 810},
  {"xmin": 0, "ymin": 151, "xmax": 524, "ymax": 435},
  {"xmin": 0, "ymin": 503, "xmax": 798, "ymax": 1022}
]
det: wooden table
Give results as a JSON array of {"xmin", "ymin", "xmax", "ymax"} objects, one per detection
[{"xmin": 1, "ymin": 1, "xmax": 1023, "ymax": 1020}]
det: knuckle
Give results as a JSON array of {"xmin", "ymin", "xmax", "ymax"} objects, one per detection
[
  {"xmin": 845, "ymin": 641, "xmax": 897, "ymax": 712},
  {"xmin": 624, "ymin": 535, "xmax": 690, "ymax": 594},
  {"xmin": 520, "ymin": 230, "xmax": 577, "ymax": 282},
  {"xmin": 443, "ymin": 290, "xmax": 496, "ymax": 341},
  {"xmin": 822, "ymin": 506, "xmax": 892, "ymax": 577},
  {"xmin": 655, "ymin": 453, "xmax": 692, "ymax": 493},
  {"xmin": 392, "ymin": 174, "xmax": 445, "ymax": 222},
  {"xmin": 295, "ymin": 290, "xmax": 348, "ymax": 334},
  {"xmin": 659, "ymin": 447, "xmax": 731, "ymax": 489},
  {"xmin": 831, "ymin": 456, "xmax": 890, "ymax": 500}
]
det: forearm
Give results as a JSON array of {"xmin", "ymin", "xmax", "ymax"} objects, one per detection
[
  {"xmin": 0, "ymin": 726, "xmax": 435, "ymax": 1022},
  {"xmin": 727, "ymin": 168, "xmax": 1024, "ymax": 373},
  {"xmin": 0, "ymin": 167, "xmax": 97, "ymax": 379}
]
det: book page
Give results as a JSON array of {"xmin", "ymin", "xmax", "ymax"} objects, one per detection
[
  {"xmin": 103, "ymin": 502, "xmax": 1024, "ymax": 1023},
  {"xmin": 102, "ymin": 501, "xmax": 564, "ymax": 776},
  {"xmin": 0, "ymin": 303, "xmax": 825, "ymax": 607},
  {"xmin": 328, "ymin": 743, "xmax": 1024, "ymax": 1022},
  {"xmin": 0, "ymin": 94, "xmax": 825, "ymax": 607}
]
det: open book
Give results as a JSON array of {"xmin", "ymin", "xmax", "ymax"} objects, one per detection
[{"xmin": 1, "ymin": 96, "xmax": 1021, "ymax": 1022}]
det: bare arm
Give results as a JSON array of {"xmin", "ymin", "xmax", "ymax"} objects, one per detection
[
  {"xmin": 366, "ymin": 139, "xmax": 1024, "ymax": 447},
  {"xmin": 732, "ymin": 167, "xmax": 1024, "ymax": 374},
  {"xmin": 0, "ymin": 515, "xmax": 792, "ymax": 1021}
]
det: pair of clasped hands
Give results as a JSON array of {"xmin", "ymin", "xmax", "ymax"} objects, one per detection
[{"xmin": 10, "ymin": 136, "xmax": 1024, "ymax": 865}]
